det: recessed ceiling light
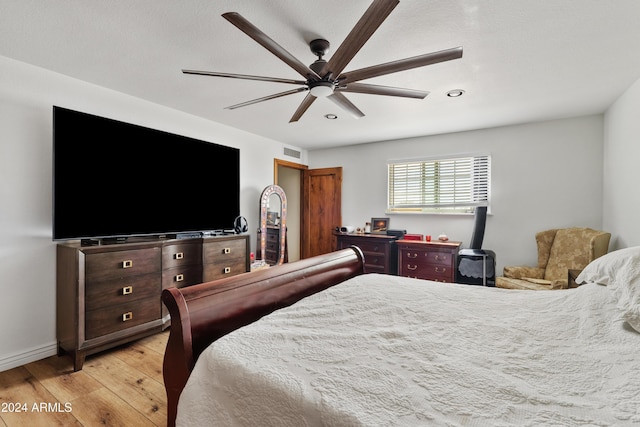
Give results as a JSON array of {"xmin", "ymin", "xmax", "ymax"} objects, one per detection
[
  {"xmin": 446, "ymin": 89, "xmax": 465, "ymax": 97},
  {"xmin": 324, "ymin": 114, "xmax": 338, "ymax": 120}
]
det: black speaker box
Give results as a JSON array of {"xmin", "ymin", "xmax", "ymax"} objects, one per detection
[{"xmin": 386, "ymin": 229, "xmax": 406, "ymax": 238}]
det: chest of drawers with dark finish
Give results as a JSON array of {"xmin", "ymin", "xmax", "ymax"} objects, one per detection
[
  {"xmin": 57, "ymin": 235, "xmax": 249, "ymax": 371},
  {"xmin": 397, "ymin": 240, "xmax": 461, "ymax": 282},
  {"xmin": 335, "ymin": 233, "xmax": 398, "ymax": 274}
]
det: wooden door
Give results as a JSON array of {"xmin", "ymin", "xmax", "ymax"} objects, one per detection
[{"xmin": 301, "ymin": 167, "xmax": 342, "ymax": 259}]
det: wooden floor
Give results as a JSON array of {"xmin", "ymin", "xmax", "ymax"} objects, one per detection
[{"xmin": 0, "ymin": 330, "xmax": 169, "ymax": 427}]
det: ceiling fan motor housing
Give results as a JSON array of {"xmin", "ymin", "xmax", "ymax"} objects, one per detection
[{"xmin": 310, "ymin": 39, "xmax": 330, "ymax": 58}]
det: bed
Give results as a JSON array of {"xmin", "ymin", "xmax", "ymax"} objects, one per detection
[{"xmin": 162, "ymin": 246, "xmax": 640, "ymax": 426}]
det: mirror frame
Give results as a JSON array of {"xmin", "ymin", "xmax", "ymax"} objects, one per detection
[{"xmin": 259, "ymin": 184, "xmax": 287, "ymax": 265}]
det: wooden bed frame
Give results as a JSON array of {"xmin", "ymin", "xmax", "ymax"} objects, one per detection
[{"xmin": 161, "ymin": 247, "xmax": 365, "ymax": 427}]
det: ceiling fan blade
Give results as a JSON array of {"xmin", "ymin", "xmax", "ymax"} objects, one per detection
[
  {"xmin": 337, "ymin": 82, "xmax": 428, "ymax": 99},
  {"xmin": 339, "ymin": 46, "xmax": 463, "ymax": 84},
  {"xmin": 182, "ymin": 69, "xmax": 306, "ymax": 85},
  {"xmin": 226, "ymin": 87, "xmax": 308, "ymax": 110},
  {"xmin": 327, "ymin": 92, "xmax": 365, "ymax": 119},
  {"xmin": 320, "ymin": 0, "xmax": 399, "ymax": 78},
  {"xmin": 222, "ymin": 12, "xmax": 321, "ymax": 81},
  {"xmin": 289, "ymin": 93, "xmax": 317, "ymax": 123}
]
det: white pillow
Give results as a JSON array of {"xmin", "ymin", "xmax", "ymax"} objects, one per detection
[
  {"xmin": 576, "ymin": 246, "xmax": 640, "ymax": 286},
  {"xmin": 577, "ymin": 246, "xmax": 640, "ymax": 333}
]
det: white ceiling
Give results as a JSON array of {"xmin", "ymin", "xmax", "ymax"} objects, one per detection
[{"xmin": 2, "ymin": 0, "xmax": 640, "ymax": 150}]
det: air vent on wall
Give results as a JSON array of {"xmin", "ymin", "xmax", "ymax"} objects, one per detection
[{"xmin": 284, "ymin": 147, "xmax": 301, "ymax": 159}]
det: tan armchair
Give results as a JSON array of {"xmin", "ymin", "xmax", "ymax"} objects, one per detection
[{"xmin": 496, "ymin": 228, "xmax": 611, "ymax": 290}]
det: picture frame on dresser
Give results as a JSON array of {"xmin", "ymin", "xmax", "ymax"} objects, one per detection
[{"xmin": 371, "ymin": 217, "xmax": 389, "ymax": 234}]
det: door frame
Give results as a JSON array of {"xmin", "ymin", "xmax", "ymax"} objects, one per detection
[{"xmin": 274, "ymin": 159, "xmax": 307, "ymax": 262}]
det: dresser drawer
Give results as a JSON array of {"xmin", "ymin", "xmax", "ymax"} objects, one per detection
[
  {"xmin": 424, "ymin": 251, "xmax": 454, "ymax": 266},
  {"xmin": 85, "ymin": 248, "xmax": 161, "ymax": 282},
  {"xmin": 203, "ymin": 239, "xmax": 246, "ymax": 261},
  {"xmin": 85, "ymin": 272, "xmax": 159, "ymax": 311},
  {"xmin": 162, "ymin": 265, "xmax": 202, "ymax": 289},
  {"xmin": 364, "ymin": 253, "xmax": 388, "ymax": 272},
  {"xmin": 162, "ymin": 242, "xmax": 202, "ymax": 269},
  {"xmin": 203, "ymin": 258, "xmax": 247, "ymax": 282},
  {"xmin": 266, "ymin": 239, "xmax": 279, "ymax": 252},
  {"xmin": 401, "ymin": 250, "xmax": 454, "ymax": 266},
  {"xmin": 402, "ymin": 262, "xmax": 452, "ymax": 282},
  {"xmin": 344, "ymin": 239, "xmax": 389, "ymax": 255},
  {"xmin": 85, "ymin": 296, "xmax": 160, "ymax": 340},
  {"xmin": 266, "ymin": 230, "xmax": 279, "ymax": 244}
]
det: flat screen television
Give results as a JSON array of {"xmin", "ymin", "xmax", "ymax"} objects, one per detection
[{"xmin": 53, "ymin": 106, "xmax": 240, "ymax": 242}]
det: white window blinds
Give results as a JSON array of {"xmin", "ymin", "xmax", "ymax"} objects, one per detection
[{"xmin": 387, "ymin": 154, "xmax": 491, "ymax": 214}]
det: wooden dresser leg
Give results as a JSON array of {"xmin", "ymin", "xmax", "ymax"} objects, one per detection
[{"xmin": 73, "ymin": 351, "xmax": 86, "ymax": 372}]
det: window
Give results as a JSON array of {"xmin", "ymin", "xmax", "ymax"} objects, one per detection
[{"xmin": 387, "ymin": 154, "xmax": 491, "ymax": 214}]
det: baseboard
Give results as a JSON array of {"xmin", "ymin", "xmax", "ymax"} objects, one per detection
[{"xmin": 0, "ymin": 341, "xmax": 58, "ymax": 373}]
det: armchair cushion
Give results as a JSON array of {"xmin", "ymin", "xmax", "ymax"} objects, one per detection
[
  {"xmin": 535, "ymin": 229, "xmax": 558, "ymax": 269},
  {"xmin": 496, "ymin": 276, "xmax": 565, "ymax": 290},
  {"xmin": 544, "ymin": 228, "xmax": 609, "ymax": 282},
  {"xmin": 503, "ymin": 266, "xmax": 545, "ymax": 279}
]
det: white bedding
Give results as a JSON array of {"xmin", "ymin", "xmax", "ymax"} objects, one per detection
[{"xmin": 176, "ymin": 274, "xmax": 640, "ymax": 426}]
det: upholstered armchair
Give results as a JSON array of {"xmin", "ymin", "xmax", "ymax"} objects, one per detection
[{"xmin": 496, "ymin": 228, "xmax": 611, "ymax": 290}]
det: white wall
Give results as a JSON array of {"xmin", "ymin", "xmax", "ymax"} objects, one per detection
[
  {"xmin": 603, "ymin": 76, "xmax": 640, "ymax": 250},
  {"xmin": 308, "ymin": 116, "xmax": 605, "ymax": 273},
  {"xmin": 0, "ymin": 55, "xmax": 306, "ymax": 371}
]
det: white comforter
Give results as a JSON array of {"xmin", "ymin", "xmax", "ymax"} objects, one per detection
[{"xmin": 177, "ymin": 274, "xmax": 640, "ymax": 426}]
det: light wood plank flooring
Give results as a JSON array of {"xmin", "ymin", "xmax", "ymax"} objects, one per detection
[{"xmin": 0, "ymin": 330, "xmax": 169, "ymax": 427}]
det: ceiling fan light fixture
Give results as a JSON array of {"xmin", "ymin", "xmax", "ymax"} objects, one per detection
[{"xmin": 309, "ymin": 81, "xmax": 334, "ymax": 98}]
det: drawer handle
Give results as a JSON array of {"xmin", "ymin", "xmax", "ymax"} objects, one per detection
[
  {"xmin": 223, "ymin": 267, "xmax": 231, "ymax": 274},
  {"xmin": 122, "ymin": 260, "xmax": 133, "ymax": 269},
  {"xmin": 435, "ymin": 266, "xmax": 447, "ymax": 273},
  {"xmin": 407, "ymin": 253, "xmax": 418, "ymax": 259},
  {"xmin": 122, "ymin": 286, "xmax": 133, "ymax": 295},
  {"xmin": 407, "ymin": 264, "xmax": 418, "ymax": 271},
  {"xmin": 122, "ymin": 312, "xmax": 133, "ymax": 322},
  {"xmin": 223, "ymin": 248, "xmax": 231, "ymax": 254},
  {"xmin": 434, "ymin": 255, "xmax": 448, "ymax": 261},
  {"xmin": 175, "ymin": 274, "xmax": 184, "ymax": 282},
  {"xmin": 175, "ymin": 252, "xmax": 184, "ymax": 260}
]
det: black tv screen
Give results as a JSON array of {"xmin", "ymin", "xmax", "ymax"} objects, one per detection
[{"xmin": 53, "ymin": 106, "xmax": 240, "ymax": 241}]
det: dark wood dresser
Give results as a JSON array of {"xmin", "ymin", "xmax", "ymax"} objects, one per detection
[
  {"xmin": 335, "ymin": 233, "xmax": 398, "ymax": 274},
  {"xmin": 56, "ymin": 235, "xmax": 249, "ymax": 371},
  {"xmin": 397, "ymin": 240, "xmax": 461, "ymax": 282}
]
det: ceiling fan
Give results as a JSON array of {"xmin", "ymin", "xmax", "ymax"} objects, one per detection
[{"xmin": 182, "ymin": 0, "xmax": 463, "ymax": 123}]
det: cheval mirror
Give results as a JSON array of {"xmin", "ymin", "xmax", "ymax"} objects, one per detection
[{"xmin": 259, "ymin": 184, "xmax": 287, "ymax": 265}]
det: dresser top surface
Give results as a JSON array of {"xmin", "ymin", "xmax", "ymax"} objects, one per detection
[
  {"xmin": 396, "ymin": 239, "xmax": 462, "ymax": 248},
  {"xmin": 335, "ymin": 232, "xmax": 398, "ymax": 241}
]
